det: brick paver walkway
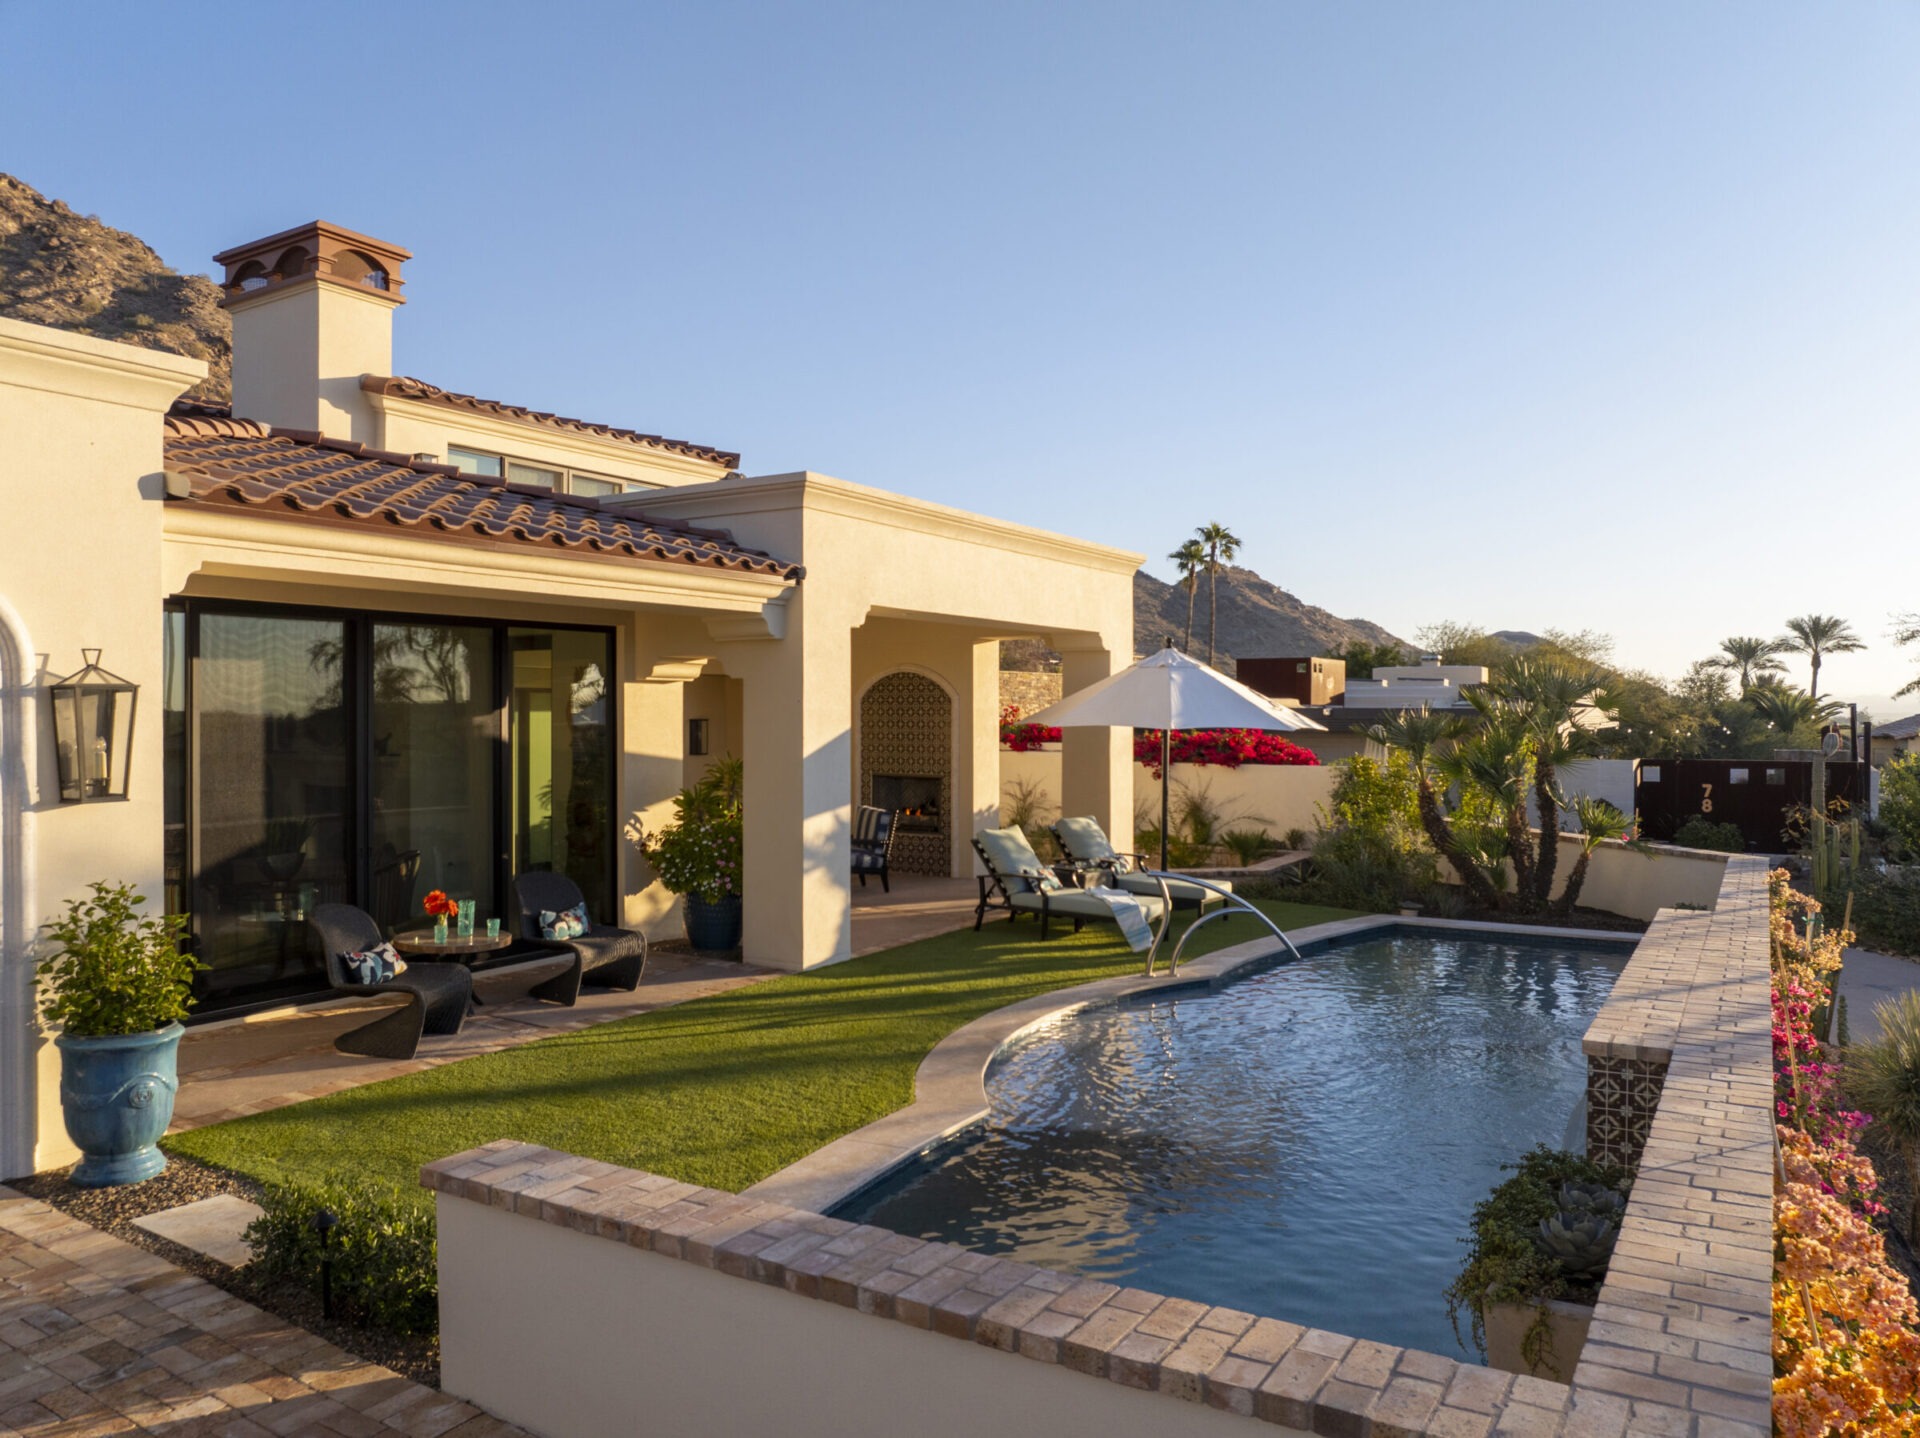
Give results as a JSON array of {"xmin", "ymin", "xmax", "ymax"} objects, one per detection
[{"xmin": 0, "ymin": 1189, "xmax": 523, "ymax": 1437}]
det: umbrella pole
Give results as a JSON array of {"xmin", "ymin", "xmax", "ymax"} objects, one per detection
[{"xmin": 1160, "ymin": 727, "xmax": 1171, "ymax": 871}]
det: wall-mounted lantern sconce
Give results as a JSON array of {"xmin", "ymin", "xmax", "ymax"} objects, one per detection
[
  {"xmin": 687, "ymin": 717, "xmax": 711, "ymax": 757},
  {"xmin": 49, "ymin": 649, "xmax": 138, "ymax": 803}
]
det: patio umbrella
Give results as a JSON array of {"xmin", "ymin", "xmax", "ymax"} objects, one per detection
[{"xmin": 1021, "ymin": 641, "xmax": 1326, "ymax": 871}]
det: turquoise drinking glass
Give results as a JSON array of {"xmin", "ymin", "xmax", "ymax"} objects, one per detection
[{"xmin": 457, "ymin": 899, "xmax": 475, "ymax": 939}]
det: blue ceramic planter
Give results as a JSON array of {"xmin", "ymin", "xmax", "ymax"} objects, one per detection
[
  {"xmin": 684, "ymin": 894, "xmax": 743, "ymax": 953},
  {"xmin": 56, "ymin": 1024, "xmax": 183, "ymax": 1187}
]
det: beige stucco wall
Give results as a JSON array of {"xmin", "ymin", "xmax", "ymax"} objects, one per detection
[
  {"xmin": 0, "ymin": 318, "xmax": 205, "ymax": 1176},
  {"xmin": 438, "ymin": 1194, "xmax": 1292, "ymax": 1438},
  {"xmin": 1432, "ymin": 835, "xmax": 1727, "ymax": 921},
  {"xmin": 227, "ymin": 281, "xmax": 394, "ymax": 445},
  {"xmin": 1001, "ymin": 750, "xmax": 1343, "ymax": 848}
]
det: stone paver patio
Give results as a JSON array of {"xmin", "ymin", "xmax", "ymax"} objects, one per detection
[{"xmin": 0, "ymin": 1188, "xmax": 524, "ymax": 1437}]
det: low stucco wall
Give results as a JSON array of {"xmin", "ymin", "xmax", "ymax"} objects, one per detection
[
  {"xmin": 1433, "ymin": 836, "xmax": 1727, "ymax": 921},
  {"xmin": 437, "ymin": 1192, "xmax": 1294, "ymax": 1438},
  {"xmin": 1001, "ymin": 750, "xmax": 1342, "ymax": 846}
]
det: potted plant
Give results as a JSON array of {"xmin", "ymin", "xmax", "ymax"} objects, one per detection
[
  {"xmin": 38, "ymin": 882, "xmax": 201, "ymax": 1187},
  {"xmin": 639, "ymin": 758, "xmax": 744, "ymax": 953},
  {"xmin": 1444, "ymin": 1146, "xmax": 1630, "ymax": 1380}
]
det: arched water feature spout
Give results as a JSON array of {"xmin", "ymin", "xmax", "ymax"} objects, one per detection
[{"xmin": 1135, "ymin": 871, "xmax": 1304, "ymax": 976}]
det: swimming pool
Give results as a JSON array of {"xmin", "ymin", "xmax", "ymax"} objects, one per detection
[{"xmin": 833, "ymin": 928, "xmax": 1626, "ymax": 1360}]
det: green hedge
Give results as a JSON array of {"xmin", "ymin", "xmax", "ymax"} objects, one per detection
[{"xmin": 245, "ymin": 1175, "xmax": 438, "ymax": 1334}]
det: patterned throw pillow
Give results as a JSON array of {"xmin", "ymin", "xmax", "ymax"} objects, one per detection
[
  {"xmin": 540, "ymin": 903, "xmax": 590, "ymax": 941},
  {"xmin": 341, "ymin": 942, "xmax": 405, "ymax": 986}
]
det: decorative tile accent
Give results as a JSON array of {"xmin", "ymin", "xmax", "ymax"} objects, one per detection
[
  {"xmin": 1585, "ymin": 1055, "xmax": 1668, "ymax": 1170},
  {"xmin": 859, "ymin": 671, "xmax": 952, "ymax": 877}
]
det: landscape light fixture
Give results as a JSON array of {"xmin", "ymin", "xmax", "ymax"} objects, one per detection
[{"xmin": 47, "ymin": 649, "xmax": 138, "ymax": 803}]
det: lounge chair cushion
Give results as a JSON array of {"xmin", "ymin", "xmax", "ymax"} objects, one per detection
[
  {"xmin": 1112, "ymin": 873, "xmax": 1233, "ymax": 905},
  {"xmin": 1055, "ymin": 816, "xmax": 1125, "ymax": 869},
  {"xmin": 1007, "ymin": 888, "xmax": 1168, "ymax": 923},
  {"xmin": 975, "ymin": 827, "xmax": 1060, "ymax": 889}
]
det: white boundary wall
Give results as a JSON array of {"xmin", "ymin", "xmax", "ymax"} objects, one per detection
[
  {"xmin": 438, "ymin": 1196, "xmax": 1291, "ymax": 1438},
  {"xmin": 1001, "ymin": 750, "xmax": 1341, "ymax": 843}
]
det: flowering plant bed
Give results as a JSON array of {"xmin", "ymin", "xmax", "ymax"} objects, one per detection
[{"xmin": 1769, "ymin": 869, "xmax": 1920, "ymax": 1436}]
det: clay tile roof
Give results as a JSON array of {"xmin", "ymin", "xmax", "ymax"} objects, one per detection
[
  {"xmin": 360, "ymin": 375, "xmax": 740, "ymax": 468},
  {"xmin": 161, "ymin": 405, "xmax": 800, "ymax": 581},
  {"xmin": 1878, "ymin": 713, "xmax": 1920, "ymax": 741}
]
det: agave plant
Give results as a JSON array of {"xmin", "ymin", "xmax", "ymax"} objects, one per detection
[{"xmin": 1532, "ymin": 1182, "xmax": 1625, "ymax": 1279}]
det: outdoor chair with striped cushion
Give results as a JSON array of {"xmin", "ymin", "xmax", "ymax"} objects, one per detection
[
  {"xmin": 851, "ymin": 805, "xmax": 897, "ymax": 892},
  {"xmin": 1051, "ymin": 815, "xmax": 1234, "ymax": 916},
  {"xmin": 970, "ymin": 826, "xmax": 1168, "ymax": 942}
]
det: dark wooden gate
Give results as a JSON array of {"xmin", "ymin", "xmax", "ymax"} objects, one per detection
[{"xmin": 1635, "ymin": 759, "xmax": 1868, "ymax": 851}]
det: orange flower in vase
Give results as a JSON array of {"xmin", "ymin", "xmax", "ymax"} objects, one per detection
[{"xmin": 423, "ymin": 889, "xmax": 457, "ymax": 920}]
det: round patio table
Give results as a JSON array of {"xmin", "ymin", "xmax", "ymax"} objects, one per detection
[{"xmin": 393, "ymin": 933, "xmax": 512, "ymax": 1007}]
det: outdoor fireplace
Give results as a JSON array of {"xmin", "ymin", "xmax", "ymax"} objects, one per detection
[{"xmin": 872, "ymin": 774, "xmax": 942, "ymax": 831}]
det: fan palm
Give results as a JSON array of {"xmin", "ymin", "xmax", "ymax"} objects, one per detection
[
  {"xmin": 1364, "ymin": 706, "xmax": 1501, "ymax": 908},
  {"xmin": 1704, "ymin": 636, "xmax": 1788, "ymax": 692},
  {"xmin": 1780, "ymin": 615, "xmax": 1865, "ymax": 698},
  {"xmin": 1487, "ymin": 656, "xmax": 1609, "ymax": 907},
  {"xmin": 1195, "ymin": 522, "xmax": 1241, "ymax": 667},
  {"xmin": 1169, "ymin": 539, "xmax": 1207, "ymax": 653},
  {"xmin": 1556, "ymin": 797, "xmax": 1633, "ymax": 916},
  {"xmin": 1746, "ymin": 682, "xmax": 1842, "ymax": 736}
]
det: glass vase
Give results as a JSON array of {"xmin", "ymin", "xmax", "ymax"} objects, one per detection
[
  {"xmin": 433, "ymin": 916, "xmax": 449, "ymax": 945},
  {"xmin": 457, "ymin": 900, "xmax": 475, "ymax": 939}
]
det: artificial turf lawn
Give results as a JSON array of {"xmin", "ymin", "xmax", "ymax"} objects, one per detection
[{"xmin": 166, "ymin": 899, "xmax": 1357, "ymax": 1204}]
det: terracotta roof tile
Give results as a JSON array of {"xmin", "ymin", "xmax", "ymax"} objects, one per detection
[
  {"xmin": 162, "ymin": 406, "xmax": 800, "ymax": 580},
  {"xmin": 361, "ymin": 375, "xmax": 740, "ymax": 468}
]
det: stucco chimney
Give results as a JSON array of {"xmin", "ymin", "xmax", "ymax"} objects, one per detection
[{"xmin": 214, "ymin": 221, "xmax": 410, "ymax": 442}]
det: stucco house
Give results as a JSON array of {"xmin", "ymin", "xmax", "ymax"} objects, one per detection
[{"xmin": 0, "ymin": 220, "xmax": 1140, "ymax": 1175}]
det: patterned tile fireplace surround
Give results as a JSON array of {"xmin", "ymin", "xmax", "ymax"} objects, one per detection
[{"xmin": 859, "ymin": 671, "xmax": 953, "ymax": 876}]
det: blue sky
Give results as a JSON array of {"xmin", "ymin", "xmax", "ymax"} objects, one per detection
[{"xmin": 6, "ymin": 2, "xmax": 1917, "ymax": 713}]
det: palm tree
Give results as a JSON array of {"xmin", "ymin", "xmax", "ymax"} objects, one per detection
[
  {"xmin": 1365, "ymin": 707, "xmax": 1502, "ymax": 908},
  {"xmin": 1488, "ymin": 655, "xmax": 1608, "ymax": 908},
  {"xmin": 1196, "ymin": 522, "xmax": 1241, "ymax": 667},
  {"xmin": 1704, "ymin": 636, "xmax": 1788, "ymax": 692},
  {"xmin": 1556, "ymin": 797, "xmax": 1633, "ymax": 916},
  {"xmin": 1746, "ymin": 681, "xmax": 1841, "ymax": 736},
  {"xmin": 1780, "ymin": 615, "xmax": 1865, "ymax": 699},
  {"xmin": 1169, "ymin": 539, "xmax": 1207, "ymax": 653}
]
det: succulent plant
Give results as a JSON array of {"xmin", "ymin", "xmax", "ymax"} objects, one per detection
[{"xmin": 1530, "ymin": 1182, "xmax": 1627, "ymax": 1278}]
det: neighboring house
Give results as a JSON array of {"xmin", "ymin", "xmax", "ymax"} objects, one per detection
[
  {"xmin": 1870, "ymin": 713, "xmax": 1920, "ymax": 767},
  {"xmin": 0, "ymin": 220, "xmax": 1139, "ymax": 1174}
]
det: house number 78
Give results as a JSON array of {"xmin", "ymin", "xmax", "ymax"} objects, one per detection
[{"xmin": 1700, "ymin": 782, "xmax": 1713, "ymax": 814}]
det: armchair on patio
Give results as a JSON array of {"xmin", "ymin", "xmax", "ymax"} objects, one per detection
[
  {"xmin": 1051, "ymin": 816, "xmax": 1234, "ymax": 917},
  {"xmin": 310, "ymin": 903, "xmax": 472, "ymax": 1060},
  {"xmin": 851, "ymin": 805, "xmax": 898, "ymax": 892},
  {"xmin": 511, "ymin": 871, "xmax": 648, "ymax": 1008},
  {"xmin": 971, "ymin": 826, "xmax": 1169, "ymax": 944}
]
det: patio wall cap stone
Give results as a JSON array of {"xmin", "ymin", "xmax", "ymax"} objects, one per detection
[{"xmin": 423, "ymin": 1138, "xmax": 1569, "ymax": 1435}]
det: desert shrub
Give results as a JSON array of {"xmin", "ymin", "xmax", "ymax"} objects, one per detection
[
  {"xmin": 1673, "ymin": 816, "xmax": 1745, "ymax": 853},
  {"xmin": 1281, "ymin": 826, "xmax": 1309, "ymax": 852},
  {"xmin": 1000, "ymin": 777, "xmax": 1059, "ymax": 860},
  {"xmin": 245, "ymin": 1176, "xmax": 438, "ymax": 1334},
  {"xmin": 1850, "ymin": 867, "xmax": 1920, "ymax": 958},
  {"xmin": 1219, "ymin": 828, "xmax": 1274, "ymax": 866},
  {"xmin": 1297, "ymin": 825, "xmax": 1436, "ymax": 913},
  {"xmin": 1880, "ymin": 754, "xmax": 1920, "ymax": 859}
]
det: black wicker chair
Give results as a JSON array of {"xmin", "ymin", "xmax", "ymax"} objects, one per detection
[
  {"xmin": 510, "ymin": 872, "xmax": 648, "ymax": 1008},
  {"xmin": 851, "ymin": 805, "xmax": 898, "ymax": 892},
  {"xmin": 310, "ymin": 903, "xmax": 472, "ymax": 1059}
]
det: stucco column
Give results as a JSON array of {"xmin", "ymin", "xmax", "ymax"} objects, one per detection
[
  {"xmin": 955, "ymin": 640, "xmax": 1001, "ymax": 875},
  {"xmin": 622, "ymin": 632, "xmax": 712, "ymax": 938},
  {"xmin": 1057, "ymin": 641, "xmax": 1132, "ymax": 844},
  {"xmin": 721, "ymin": 592, "xmax": 853, "ymax": 970}
]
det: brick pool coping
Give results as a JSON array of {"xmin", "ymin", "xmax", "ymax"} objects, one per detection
[{"xmin": 744, "ymin": 913, "xmax": 1636, "ymax": 1214}]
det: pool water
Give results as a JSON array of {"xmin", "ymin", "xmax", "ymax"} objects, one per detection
[{"xmin": 834, "ymin": 930, "xmax": 1626, "ymax": 1359}]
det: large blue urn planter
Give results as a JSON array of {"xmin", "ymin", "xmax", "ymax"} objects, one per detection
[
  {"xmin": 56, "ymin": 1024, "xmax": 183, "ymax": 1187},
  {"xmin": 684, "ymin": 894, "xmax": 743, "ymax": 953}
]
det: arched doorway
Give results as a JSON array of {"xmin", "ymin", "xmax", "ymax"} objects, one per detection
[{"xmin": 858, "ymin": 671, "xmax": 954, "ymax": 876}]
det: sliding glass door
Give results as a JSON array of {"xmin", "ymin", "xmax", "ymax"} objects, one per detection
[
  {"xmin": 168, "ymin": 603, "xmax": 615, "ymax": 1013},
  {"xmin": 190, "ymin": 611, "xmax": 352, "ymax": 1006},
  {"xmin": 370, "ymin": 624, "xmax": 499, "ymax": 935}
]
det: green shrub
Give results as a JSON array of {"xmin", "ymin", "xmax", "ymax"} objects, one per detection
[
  {"xmin": 1850, "ymin": 867, "xmax": 1920, "ymax": 958},
  {"xmin": 245, "ymin": 1176, "xmax": 438, "ymax": 1334},
  {"xmin": 1880, "ymin": 754, "xmax": 1920, "ymax": 859},
  {"xmin": 1672, "ymin": 816, "xmax": 1745, "ymax": 853},
  {"xmin": 1444, "ymin": 1147, "xmax": 1630, "ymax": 1377},
  {"xmin": 1219, "ymin": 828, "xmax": 1274, "ymax": 867},
  {"xmin": 38, "ymin": 882, "xmax": 200, "ymax": 1036},
  {"xmin": 1295, "ymin": 825, "xmax": 1435, "ymax": 913},
  {"xmin": 1281, "ymin": 827, "xmax": 1309, "ymax": 852}
]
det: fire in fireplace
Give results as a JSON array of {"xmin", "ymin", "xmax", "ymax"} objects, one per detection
[{"xmin": 872, "ymin": 774, "xmax": 942, "ymax": 831}]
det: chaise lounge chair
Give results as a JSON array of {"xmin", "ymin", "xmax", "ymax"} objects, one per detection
[
  {"xmin": 1050, "ymin": 815, "xmax": 1234, "ymax": 917},
  {"xmin": 311, "ymin": 903, "xmax": 473, "ymax": 1060},
  {"xmin": 511, "ymin": 872, "xmax": 649, "ymax": 1008},
  {"xmin": 971, "ymin": 826, "xmax": 1169, "ymax": 947}
]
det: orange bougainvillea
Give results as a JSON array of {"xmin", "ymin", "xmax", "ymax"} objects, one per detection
[{"xmin": 1771, "ymin": 870, "xmax": 1920, "ymax": 1437}]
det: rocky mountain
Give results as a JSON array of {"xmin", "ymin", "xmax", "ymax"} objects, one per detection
[
  {"xmin": 1135, "ymin": 566, "xmax": 1409, "ymax": 672},
  {"xmin": 0, "ymin": 174, "xmax": 230, "ymax": 401}
]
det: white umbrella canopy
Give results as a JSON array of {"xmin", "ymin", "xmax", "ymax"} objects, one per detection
[{"xmin": 1021, "ymin": 642, "xmax": 1325, "ymax": 870}]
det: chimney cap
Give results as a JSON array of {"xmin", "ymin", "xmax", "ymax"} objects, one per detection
[{"xmin": 214, "ymin": 220, "xmax": 411, "ymax": 309}]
